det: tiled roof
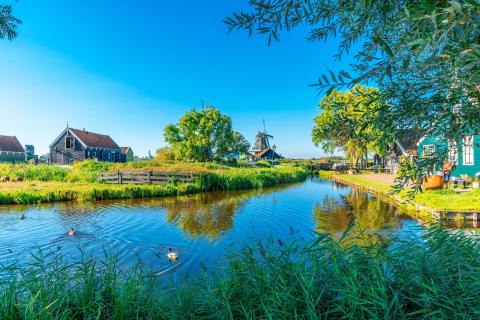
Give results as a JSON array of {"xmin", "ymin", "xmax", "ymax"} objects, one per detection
[
  {"xmin": 120, "ymin": 147, "xmax": 130, "ymax": 154},
  {"xmin": 0, "ymin": 135, "xmax": 24, "ymax": 152},
  {"xmin": 70, "ymin": 128, "xmax": 119, "ymax": 149}
]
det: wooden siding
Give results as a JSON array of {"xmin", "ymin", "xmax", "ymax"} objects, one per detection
[
  {"xmin": 0, "ymin": 151, "xmax": 25, "ymax": 163},
  {"xmin": 418, "ymin": 135, "xmax": 480, "ymax": 177}
]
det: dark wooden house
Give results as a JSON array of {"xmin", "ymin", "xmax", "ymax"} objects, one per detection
[
  {"xmin": 49, "ymin": 127, "xmax": 124, "ymax": 164},
  {"xmin": 0, "ymin": 135, "xmax": 25, "ymax": 163},
  {"xmin": 120, "ymin": 147, "xmax": 134, "ymax": 162}
]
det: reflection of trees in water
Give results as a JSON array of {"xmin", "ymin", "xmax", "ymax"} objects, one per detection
[
  {"xmin": 159, "ymin": 184, "xmax": 296, "ymax": 239},
  {"xmin": 314, "ymin": 189, "xmax": 400, "ymax": 245},
  {"xmin": 44, "ymin": 183, "xmax": 298, "ymax": 239}
]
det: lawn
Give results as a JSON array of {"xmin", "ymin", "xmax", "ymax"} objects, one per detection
[{"xmin": 322, "ymin": 172, "xmax": 480, "ymax": 211}]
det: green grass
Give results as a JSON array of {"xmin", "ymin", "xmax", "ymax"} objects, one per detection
[
  {"xmin": 321, "ymin": 171, "xmax": 480, "ymax": 211},
  {"xmin": 0, "ymin": 167, "xmax": 309, "ymax": 204},
  {"xmin": 1, "ymin": 225, "xmax": 479, "ymax": 319}
]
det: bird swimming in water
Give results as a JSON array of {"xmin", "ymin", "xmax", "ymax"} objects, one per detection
[
  {"xmin": 167, "ymin": 248, "xmax": 178, "ymax": 261},
  {"xmin": 18, "ymin": 214, "xmax": 25, "ymax": 220},
  {"xmin": 68, "ymin": 228, "xmax": 76, "ymax": 236}
]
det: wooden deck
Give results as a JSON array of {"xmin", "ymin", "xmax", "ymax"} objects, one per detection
[{"xmin": 98, "ymin": 171, "xmax": 194, "ymax": 185}]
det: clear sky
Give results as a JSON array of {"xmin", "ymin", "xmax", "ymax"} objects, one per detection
[{"xmin": 0, "ymin": 1, "xmax": 355, "ymax": 158}]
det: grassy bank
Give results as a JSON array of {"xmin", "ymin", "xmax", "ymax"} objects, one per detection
[
  {"xmin": 0, "ymin": 166, "xmax": 308, "ymax": 205},
  {"xmin": 1, "ymin": 226, "xmax": 479, "ymax": 319},
  {"xmin": 320, "ymin": 171, "xmax": 480, "ymax": 211}
]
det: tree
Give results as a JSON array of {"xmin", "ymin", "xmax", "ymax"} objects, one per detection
[
  {"xmin": 227, "ymin": 1, "xmax": 480, "ymax": 191},
  {"xmin": 0, "ymin": 5, "xmax": 21, "ymax": 40},
  {"xmin": 155, "ymin": 146, "xmax": 175, "ymax": 161},
  {"xmin": 164, "ymin": 106, "xmax": 250, "ymax": 162},
  {"xmin": 312, "ymin": 85, "xmax": 386, "ymax": 167}
]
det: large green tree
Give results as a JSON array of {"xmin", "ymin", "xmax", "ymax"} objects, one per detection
[
  {"xmin": 164, "ymin": 106, "xmax": 250, "ymax": 162},
  {"xmin": 0, "ymin": 4, "xmax": 20, "ymax": 40},
  {"xmin": 312, "ymin": 85, "xmax": 386, "ymax": 167},
  {"xmin": 227, "ymin": 0, "xmax": 480, "ymax": 190}
]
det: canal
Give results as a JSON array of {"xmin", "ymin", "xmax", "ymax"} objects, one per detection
[{"xmin": 0, "ymin": 177, "xmax": 431, "ymax": 275}]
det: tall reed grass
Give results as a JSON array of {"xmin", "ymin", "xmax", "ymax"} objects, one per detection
[{"xmin": 1, "ymin": 225, "xmax": 478, "ymax": 319}]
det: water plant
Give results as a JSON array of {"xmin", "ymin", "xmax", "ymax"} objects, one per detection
[{"xmin": 0, "ymin": 225, "xmax": 479, "ymax": 319}]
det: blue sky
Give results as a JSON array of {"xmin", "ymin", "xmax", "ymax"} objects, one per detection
[{"xmin": 0, "ymin": 1, "xmax": 355, "ymax": 158}]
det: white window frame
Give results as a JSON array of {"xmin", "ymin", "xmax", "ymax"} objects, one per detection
[
  {"xmin": 463, "ymin": 135, "xmax": 474, "ymax": 166},
  {"xmin": 423, "ymin": 144, "xmax": 436, "ymax": 157},
  {"xmin": 448, "ymin": 140, "xmax": 458, "ymax": 165}
]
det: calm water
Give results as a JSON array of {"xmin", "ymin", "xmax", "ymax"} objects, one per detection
[{"xmin": 0, "ymin": 178, "xmax": 429, "ymax": 275}]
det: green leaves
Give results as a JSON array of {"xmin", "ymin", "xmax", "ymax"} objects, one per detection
[
  {"xmin": 0, "ymin": 5, "xmax": 21, "ymax": 40},
  {"xmin": 164, "ymin": 106, "xmax": 249, "ymax": 162}
]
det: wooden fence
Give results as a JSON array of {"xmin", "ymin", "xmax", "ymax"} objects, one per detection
[{"xmin": 98, "ymin": 171, "xmax": 195, "ymax": 185}]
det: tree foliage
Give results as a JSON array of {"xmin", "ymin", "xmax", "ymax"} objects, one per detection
[
  {"xmin": 227, "ymin": 0, "xmax": 480, "ymax": 191},
  {"xmin": 0, "ymin": 4, "xmax": 20, "ymax": 40},
  {"xmin": 164, "ymin": 106, "xmax": 250, "ymax": 162},
  {"xmin": 312, "ymin": 85, "xmax": 386, "ymax": 166}
]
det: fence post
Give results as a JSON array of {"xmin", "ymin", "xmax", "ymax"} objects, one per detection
[
  {"xmin": 118, "ymin": 170, "xmax": 122, "ymax": 184},
  {"xmin": 147, "ymin": 171, "xmax": 152, "ymax": 184}
]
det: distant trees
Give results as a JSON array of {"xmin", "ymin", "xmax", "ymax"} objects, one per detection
[
  {"xmin": 164, "ymin": 106, "xmax": 250, "ymax": 162},
  {"xmin": 312, "ymin": 86, "xmax": 386, "ymax": 167},
  {"xmin": 155, "ymin": 146, "xmax": 175, "ymax": 161},
  {"xmin": 0, "ymin": 5, "xmax": 20, "ymax": 40}
]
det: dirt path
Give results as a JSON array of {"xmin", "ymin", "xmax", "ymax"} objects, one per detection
[{"xmin": 357, "ymin": 173, "xmax": 396, "ymax": 185}]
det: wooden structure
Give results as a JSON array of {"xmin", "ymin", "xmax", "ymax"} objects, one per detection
[
  {"xmin": 50, "ymin": 126, "xmax": 124, "ymax": 164},
  {"xmin": 250, "ymin": 120, "xmax": 283, "ymax": 161},
  {"xmin": 120, "ymin": 147, "xmax": 134, "ymax": 162},
  {"xmin": 0, "ymin": 135, "xmax": 25, "ymax": 163},
  {"xmin": 98, "ymin": 171, "xmax": 194, "ymax": 185}
]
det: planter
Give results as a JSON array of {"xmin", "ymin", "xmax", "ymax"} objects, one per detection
[{"xmin": 423, "ymin": 175, "xmax": 444, "ymax": 190}]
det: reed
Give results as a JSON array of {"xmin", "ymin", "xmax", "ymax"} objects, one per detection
[
  {"xmin": 1, "ymin": 225, "xmax": 479, "ymax": 319},
  {"xmin": 0, "ymin": 167, "xmax": 308, "ymax": 204}
]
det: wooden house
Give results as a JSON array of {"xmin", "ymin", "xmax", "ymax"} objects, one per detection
[
  {"xmin": 49, "ymin": 127, "xmax": 124, "ymax": 164},
  {"xmin": 0, "ymin": 135, "xmax": 25, "ymax": 163},
  {"xmin": 417, "ymin": 133, "xmax": 480, "ymax": 178},
  {"xmin": 120, "ymin": 147, "xmax": 134, "ymax": 162}
]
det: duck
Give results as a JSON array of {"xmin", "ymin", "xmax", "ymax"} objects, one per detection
[
  {"xmin": 167, "ymin": 248, "xmax": 179, "ymax": 261},
  {"xmin": 18, "ymin": 214, "xmax": 25, "ymax": 220},
  {"xmin": 68, "ymin": 228, "xmax": 76, "ymax": 236}
]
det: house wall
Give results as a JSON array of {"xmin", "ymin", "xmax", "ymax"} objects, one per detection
[
  {"xmin": 50, "ymin": 131, "xmax": 86, "ymax": 165},
  {"xmin": 125, "ymin": 149, "xmax": 133, "ymax": 162},
  {"xmin": 86, "ymin": 147, "xmax": 123, "ymax": 163},
  {"xmin": 418, "ymin": 135, "xmax": 480, "ymax": 177},
  {"xmin": 0, "ymin": 151, "xmax": 25, "ymax": 163}
]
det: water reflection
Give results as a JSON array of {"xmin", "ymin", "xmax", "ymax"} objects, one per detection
[
  {"xmin": 315, "ymin": 187, "xmax": 407, "ymax": 245},
  {"xmin": 0, "ymin": 178, "xmax": 426, "ymax": 274}
]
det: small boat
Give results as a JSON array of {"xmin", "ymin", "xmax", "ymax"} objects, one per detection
[{"xmin": 68, "ymin": 228, "xmax": 76, "ymax": 236}]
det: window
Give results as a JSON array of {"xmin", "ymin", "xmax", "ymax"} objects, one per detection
[
  {"xmin": 65, "ymin": 137, "xmax": 75, "ymax": 149},
  {"xmin": 463, "ymin": 135, "xmax": 474, "ymax": 165},
  {"xmin": 448, "ymin": 140, "xmax": 458, "ymax": 164},
  {"xmin": 423, "ymin": 144, "xmax": 436, "ymax": 156}
]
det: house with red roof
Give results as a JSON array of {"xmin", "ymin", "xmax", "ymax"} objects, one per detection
[
  {"xmin": 0, "ymin": 135, "xmax": 25, "ymax": 163},
  {"xmin": 49, "ymin": 127, "xmax": 124, "ymax": 164}
]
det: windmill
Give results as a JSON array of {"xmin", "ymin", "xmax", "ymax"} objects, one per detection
[{"xmin": 253, "ymin": 120, "xmax": 274, "ymax": 152}]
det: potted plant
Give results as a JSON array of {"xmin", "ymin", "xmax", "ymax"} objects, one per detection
[{"xmin": 461, "ymin": 174, "xmax": 472, "ymax": 189}]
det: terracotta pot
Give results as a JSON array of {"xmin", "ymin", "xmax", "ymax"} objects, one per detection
[{"xmin": 422, "ymin": 175, "xmax": 444, "ymax": 190}]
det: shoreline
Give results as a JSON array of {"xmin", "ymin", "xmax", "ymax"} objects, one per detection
[
  {"xmin": 319, "ymin": 171, "xmax": 480, "ymax": 222},
  {"xmin": 0, "ymin": 168, "xmax": 309, "ymax": 205}
]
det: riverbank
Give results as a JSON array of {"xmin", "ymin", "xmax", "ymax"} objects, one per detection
[
  {"xmin": 320, "ymin": 171, "xmax": 480, "ymax": 219},
  {"xmin": 1, "ymin": 225, "xmax": 478, "ymax": 319},
  {"xmin": 0, "ymin": 165, "xmax": 308, "ymax": 204}
]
